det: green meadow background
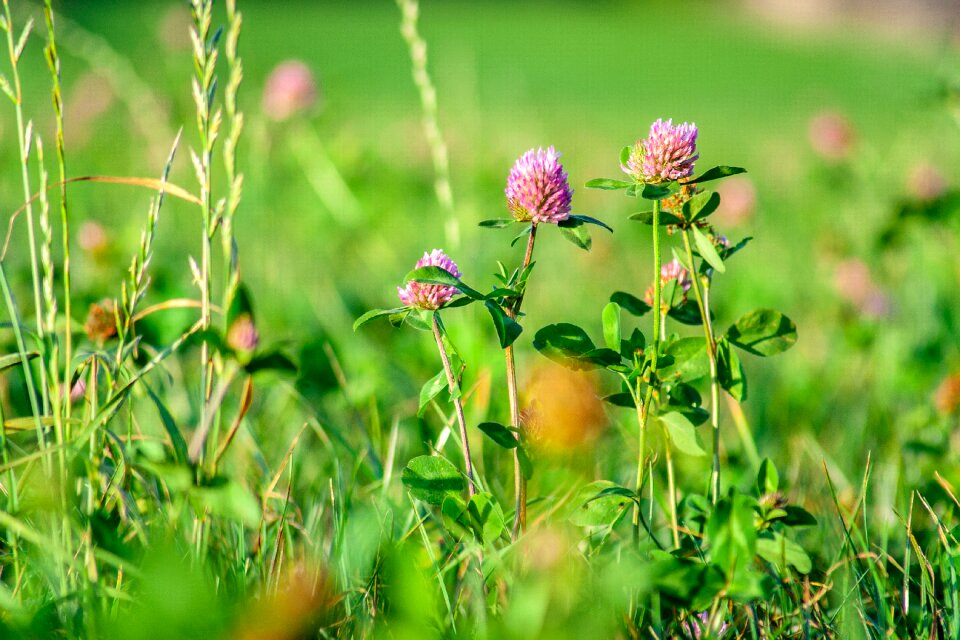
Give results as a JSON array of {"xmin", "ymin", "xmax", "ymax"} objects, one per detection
[{"xmin": 2, "ymin": 1, "xmax": 960, "ymax": 635}]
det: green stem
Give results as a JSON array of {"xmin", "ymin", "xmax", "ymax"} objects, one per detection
[
  {"xmin": 663, "ymin": 420, "xmax": 680, "ymax": 548},
  {"xmin": 432, "ymin": 313, "xmax": 476, "ymax": 497},
  {"xmin": 633, "ymin": 199, "xmax": 663, "ymax": 542},
  {"xmin": 506, "ymin": 223, "xmax": 537, "ymax": 540},
  {"xmin": 4, "ymin": 0, "xmax": 50, "ymax": 416},
  {"xmin": 0, "ymin": 263, "xmax": 45, "ymax": 468},
  {"xmin": 681, "ymin": 229, "xmax": 721, "ymax": 503}
]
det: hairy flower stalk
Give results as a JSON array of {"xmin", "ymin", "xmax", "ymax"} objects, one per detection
[
  {"xmin": 399, "ymin": 250, "xmax": 476, "ymax": 495},
  {"xmin": 503, "ymin": 147, "xmax": 573, "ymax": 538},
  {"xmin": 628, "ymin": 119, "xmax": 699, "ymax": 544}
]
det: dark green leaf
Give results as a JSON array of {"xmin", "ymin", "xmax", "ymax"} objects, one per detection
[
  {"xmin": 602, "ymin": 302, "xmax": 621, "ymax": 351},
  {"xmin": 532, "ymin": 323, "xmax": 599, "ymax": 370},
  {"xmin": 467, "ymin": 492, "xmax": 506, "ymax": 544},
  {"xmin": 726, "ymin": 309, "xmax": 798, "ymax": 357},
  {"xmin": 567, "ymin": 481, "xmax": 631, "ymax": 527},
  {"xmin": 706, "ymin": 493, "xmax": 758, "ymax": 573},
  {"xmin": 245, "ymin": 351, "xmax": 297, "ymax": 375},
  {"xmin": 692, "ymin": 226, "xmax": 726, "ymax": 274},
  {"xmin": 641, "ymin": 183, "xmax": 678, "ymax": 200},
  {"xmin": 781, "ymin": 506, "xmax": 817, "ymax": 527},
  {"xmin": 0, "ymin": 351, "xmax": 39, "ymax": 372},
  {"xmin": 516, "ymin": 445, "xmax": 533, "ymax": 479},
  {"xmin": 484, "ymin": 300, "xmax": 523, "ymax": 348},
  {"xmin": 401, "ymin": 455, "xmax": 465, "ymax": 505},
  {"xmin": 558, "ymin": 220, "xmax": 592, "ymax": 251},
  {"xmin": 611, "ymin": 291, "xmax": 651, "ymax": 317},
  {"xmin": 511, "ymin": 224, "xmax": 533, "ymax": 246},
  {"xmin": 689, "ymin": 166, "xmax": 747, "ymax": 184},
  {"xmin": 353, "ymin": 307, "xmax": 407, "ymax": 331},
  {"xmin": 757, "ymin": 458, "xmax": 779, "ymax": 495},
  {"xmin": 441, "ymin": 495, "xmax": 471, "ymax": 540},
  {"xmin": 659, "ymin": 412, "xmax": 706, "ymax": 457},
  {"xmin": 756, "ymin": 533, "xmax": 812, "ymax": 574},
  {"xmin": 659, "ymin": 337, "xmax": 709, "ymax": 382},
  {"xmin": 621, "ymin": 327, "xmax": 646, "ymax": 359},
  {"xmin": 144, "ymin": 383, "xmax": 189, "ymax": 464},
  {"xmin": 603, "ymin": 392, "xmax": 636, "ymax": 408},
  {"xmin": 570, "ymin": 215, "xmax": 613, "ymax": 232},
  {"xmin": 668, "ymin": 300, "xmax": 706, "ymax": 326},
  {"xmin": 719, "ymin": 236, "xmax": 753, "ymax": 262},
  {"xmin": 683, "ymin": 190, "xmax": 721, "ymax": 223},
  {"xmin": 418, "ymin": 370, "xmax": 447, "ymax": 417},
  {"xmin": 478, "ymin": 421, "xmax": 518, "ymax": 449},
  {"xmin": 581, "ymin": 347, "xmax": 623, "ymax": 368},
  {"xmin": 227, "ymin": 284, "xmax": 255, "ymax": 327},
  {"xmin": 478, "ymin": 218, "xmax": 515, "ymax": 228},
  {"xmin": 405, "ymin": 266, "xmax": 484, "ymax": 300},
  {"xmin": 629, "ymin": 209, "xmax": 685, "ymax": 226},
  {"xmin": 717, "ymin": 338, "xmax": 747, "ymax": 401},
  {"xmin": 585, "ymin": 178, "xmax": 632, "ymax": 190}
]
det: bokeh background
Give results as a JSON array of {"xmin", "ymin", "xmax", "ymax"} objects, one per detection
[{"xmin": 4, "ymin": 0, "xmax": 960, "ymax": 522}]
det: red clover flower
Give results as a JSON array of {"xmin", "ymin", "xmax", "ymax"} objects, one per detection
[
  {"xmin": 505, "ymin": 146, "xmax": 573, "ymax": 224},
  {"xmin": 624, "ymin": 118, "xmax": 699, "ymax": 184},
  {"xmin": 397, "ymin": 249, "xmax": 461, "ymax": 310}
]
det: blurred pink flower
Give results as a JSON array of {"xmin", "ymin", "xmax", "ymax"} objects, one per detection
[
  {"xmin": 645, "ymin": 258, "xmax": 692, "ymax": 307},
  {"xmin": 227, "ymin": 314, "xmax": 260, "ymax": 353},
  {"xmin": 833, "ymin": 259, "xmax": 889, "ymax": 318},
  {"xmin": 69, "ymin": 378, "xmax": 86, "ymax": 404},
  {"xmin": 64, "ymin": 73, "xmax": 115, "ymax": 149},
  {"xmin": 808, "ymin": 111, "xmax": 855, "ymax": 161},
  {"xmin": 77, "ymin": 221, "xmax": 108, "ymax": 256},
  {"xmin": 262, "ymin": 60, "xmax": 319, "ymax": 121},
  {"xmin": 397, "ymin": 249, "xmax": 461, "ymax": 310},
  {"xmin": 505, "ymin": 147, "xmax": 573, "ymax": 224},
  {"xmin": 907, "ymin": 163, "xmax": 947, "ymax": 201},
  {"xmin": 714, "ymin": 176, "xmax": 757, "ymax": 227},
  {"xmin": 624, "ymin": 118, "xmax": 699, "ymax": 184},
  {"xmin": 157, "ymin": 4, "xmax": 192, "ymax": 52}
]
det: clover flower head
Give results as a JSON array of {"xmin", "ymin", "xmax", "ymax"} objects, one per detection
[
  {"xmin": 624, "ymin": 118, "xmax": 699, "ymax": 184},
  {"xmin": 505, "ymin": 146, "xmax": 573, "ymax": 224},
  {"xmin": 227, "ymin": 313, "xmax": 260, "ymax": 353},
  {"xmin": 397, "ymin": 249, "xmax": 461, "ymax": 310},
  {"xmin": 263, "ymin": 60, "xmax": 319, "ymax": 121}
]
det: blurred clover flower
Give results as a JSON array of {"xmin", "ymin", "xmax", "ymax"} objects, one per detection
[
  {"xmin": 645, "ymin": 258, "xmax": 692, "ymax": 307},
  {"xmin": 397, "ymin": 249, "xmax": 461, "ymax": 310},
  {"xmin": 262, "ymin": 60, "xmax": 319, "ymax": 121},
  {"xmin": 84, "ymin": 299, "xmax": 118, "ymax": 344},
  {"xmin": 227, "ymin": 313, "xmax": 260, "ymax": 354},
  {"xmin": 505, "ymin": 146, "xmax": 573, "ymax": 224},
  {"xmin": 833, "ymin": 259, "xmax": 889, "ymax": 319},
  {"xmin": 714, "ymin": 175, "xmax": 757, "ymax": 227},
  {"xmin": 624, "ymin": 118, "xmax": 699, "ymax": 184},
  {"xmin": 808, "ymin": 110, "xmax": 855, "ymax": 161}
]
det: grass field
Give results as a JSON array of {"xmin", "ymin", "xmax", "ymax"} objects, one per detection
[{"xmin": 1, "ymin": 0, "xmax": 960, "ymax": 637}]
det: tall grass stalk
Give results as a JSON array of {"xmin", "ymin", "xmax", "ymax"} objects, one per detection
[
  {"xmin": 2, "ymin": 4, "xmax": 50, "ymax": 419},
  {"xmin": 189, "ymin": 0, "xmax": 221, "ymax": 467},
  {"xmin": 396, "ymin": 0, "xmax": 458, "ymax": 249},
  {"xmin": 42, "ymin": 0, "xmax": 72, "ymax": 430}
]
